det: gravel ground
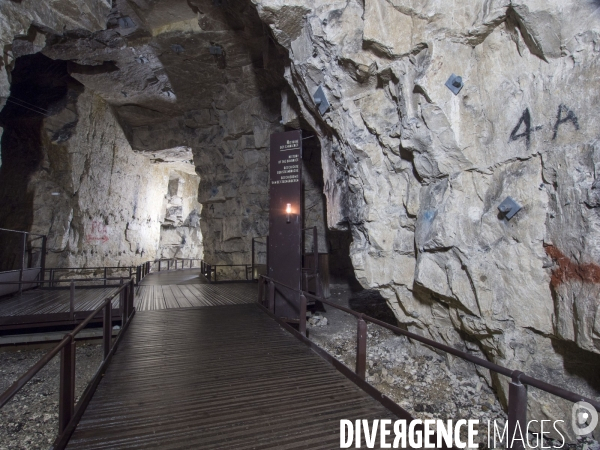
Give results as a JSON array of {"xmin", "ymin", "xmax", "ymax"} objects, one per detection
[
  {"xmin": 308, "ymin": 283, "xmax": 599, "ymax": 450},
  {"xmin": 0, "ymin": 342, "xmax": 103, "ymax": 450}
]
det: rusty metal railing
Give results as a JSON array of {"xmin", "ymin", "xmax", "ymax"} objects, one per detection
[
  {"xmin": 257, "ymin": 275, "xmax": 600, "ymax": 449},
  {"xmin": 0, "ymin": 228, "xmax": 47, "ymax": 296},
  {"xmin": 0, "ymin": 277, "xmax": 128, "ymax": 322},
  {"xmin": 0, "ymin": 278, "xmax": 136, "ymax": 450}
]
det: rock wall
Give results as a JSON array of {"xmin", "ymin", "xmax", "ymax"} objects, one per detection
[
  {"xmin": 32, "ymin": 88, "xmax": 171, "ymax": 268},
  {"xmin": 157, "ymin": 170, "xmax": 203, "ymax": 260},
  {"xmin": 0, "ymin": 52, "xmax": 174, "ymax": 270},
  {"xmin": 0, "ymin": 0, "xmax": 110, "ymax": 109},
  {"xmin": 254, "ymin": 0, "xmax": 600, "ymax": 437}
]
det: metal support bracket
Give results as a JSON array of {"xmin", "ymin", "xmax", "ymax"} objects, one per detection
[
  {"xmin": 445, "ymin": 74, "xmax": 464, "ymax": 95},
  {"xmin": 313, "ymin": 85, "xmax": 330, "ymax": 115},
  {"xmin": 498, "ymin": 196, "xmax": 522, "ymax": 220},
  {"xmin": 209, "ymin": 44, "xmax": 223, "ymax": 56}
]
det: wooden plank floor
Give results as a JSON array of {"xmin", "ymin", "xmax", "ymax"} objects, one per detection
[
  {"xmin": 67, "ymin": 305, "xmax": 396, "ymax": 449},
  {"xmin": 135, "ymin": 283, "xmax": 257, "ymax": 310},
  {"xmin": 139, "ymin": 268, "xmax": 208, "ymax": 286},
  {"xmin": 0, "ymin": 288, "xmax": 118, "ymax": 317}
]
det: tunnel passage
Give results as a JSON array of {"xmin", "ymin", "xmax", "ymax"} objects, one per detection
[{"xmin": 0, "ymin": 54, "xmax": 79, "ymax": 271}]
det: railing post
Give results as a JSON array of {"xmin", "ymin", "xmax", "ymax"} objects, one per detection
[
  {"xmin": 40, "ymin": 235, "xmax": 47, "ymax": 282},
  {"xmin": 147, "ymin": 261, "xmax": 150, "ymax": 274},
  {"xmin": 251, "ymin": 238, "xmax": 255, "ymax": 281},
  {"xmin": 119, "ymin": 278, "xmax": 126, "ymax": 325},
  {"xmin": 313, "ymin": 226, "xmax": 322, "ymax": 296},
  {"xmin": 313, "ymin": 226, "xmax": 319, "ymax": 274},
  {"xmin": 258, "ymin": 276, "xmax": 265, "ymax": 304},
  {"xmin": 104, "ymin": 267, "xmax": 107, "ymax": 287},
  {"xmin": 168, "ymin": 259, "xmax": 171, "ymax": 271},
  {"xmin": 266, "ymin": 236, "xmax": 269, "ymax": 275},
  {"xmin": 69, "ymin": 281, "xmax": 75, "ymax": 321},
  {"xmin": 356, "ymin": 315, "xmax": 367, "ymax": 380},
  {"xmin": 103, "ymin": 301, "xmax": 111, "ymax": 360},
  {"xmin": 136, "ymin": 265, "xmax": 140, "ymax": 285},
  {"xmin": 299, "ymin": 294, "xmax": 307, "ymax": 336},
  {"xmin": 58, "ymin": 336, "xmax": 75, "ymax": 433},
  {"xmin": 507, "ymin": 372, "xmax": 528, "ymax": 450},
  {"xmin": 50, "ymin": 268, "xmax": 54, "ymax": 288},
  {"xmin": 268, "ymin": 281, "xmax": 275, "ymax": 313},
  {"xmin": 158, "ymin": 260, "xmax": 161, "ymax": 272},
  {"xmin": 18, "ymin": 232, "xmax": 26, "ymax": 295},
  {"xmin": 128, "ymin": 279, "xmax": 134, "ymax": 319}
]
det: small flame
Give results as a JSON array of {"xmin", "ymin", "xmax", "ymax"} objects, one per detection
[{"xmin": 286, "ymin": 203, "xmax": 292, "ymax": 214}]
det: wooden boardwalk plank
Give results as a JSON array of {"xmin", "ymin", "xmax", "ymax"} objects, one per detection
[
  {"xmin": 0, "ymin": 288, "xmax": 118, "ymax": 318},
  {"xmin": 131, "ymin": 283, "xmax": 257, "ymax": 311},
  {"xmin": 66, "ymin": 305, "xmax": 396, "ymax": 449}
]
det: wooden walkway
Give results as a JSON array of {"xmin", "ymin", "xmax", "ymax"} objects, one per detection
[
  {"xmin": 67, "ymin": 305, "xmax": 396, "ymax": 449},
  {"xmin": 139, "ymin": 268, "xmax": 208, "ymax": 286},
  {"xmin": 0, "ymin": 270, "xmax": 256, "ymax": 327},
  {"xmin": 0, "ymin": 287, "xmax": 118, "ymax": 328},
  {"xmin": 135, "ymin": 283, "xmax": 257, "ymax": 310}
]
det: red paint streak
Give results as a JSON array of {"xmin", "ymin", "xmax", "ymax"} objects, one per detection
[{"xmin": 545, "ymin": 245, "xmax": 600, "ymax": 288}]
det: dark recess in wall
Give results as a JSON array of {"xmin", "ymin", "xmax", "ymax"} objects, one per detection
[
  {"xmin": 300, "ymin": 126, "xmax": 356, "ymax": 285},
  {"xmin": 0, "ymin": 53, "xmax": 78, "ymax": 271}
]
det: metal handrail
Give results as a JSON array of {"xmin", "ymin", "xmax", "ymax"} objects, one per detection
[
  {"xmin": 0, "ymin": 228, "xmax": 48, "ymax": 295},
  {"xmin": 0, "ymin": 278, "xmax": 127, "ymax": 285},
  {"xmin": 0, "ymin": 227, "xmax": 46, "ymax": 238},
  {"xmin": 210, "ymin": 264, "xmax": 251, "ymax": 267},
  {"xmin": 42, "ymin": 266, "xmax": 136, "ymax": 270},
  {"xmin": 258, "ymin": 275, "xmax": 600, "ymax": 414},
  {"xmin": 0, "ymin": 278, "xmax": 135, "ymax": 449}
]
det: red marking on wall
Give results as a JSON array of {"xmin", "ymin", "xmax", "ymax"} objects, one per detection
[
  {"xmin": 86, "ymin": 220, "xmax": 109, "ymax": 243},
  {"xmin": 545, "ymin": 245, "xmax": 600, "ymax": 288}
]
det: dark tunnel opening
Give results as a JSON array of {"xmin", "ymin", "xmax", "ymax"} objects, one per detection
[{"xmin": 0, "ymin": 53, "xmax": 81, "ymax": 271}]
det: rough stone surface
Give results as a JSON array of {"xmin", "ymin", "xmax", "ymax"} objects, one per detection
[
  {"xmin": 0, "ymin": 0, "xmax": 110, "ymax": 110},
  {"xmin": 158, "ymin": 171, "xmax": 203, "ymax": 259},
  {"xmin": 252, "ymin": 0, "xmax": 600, "ymax": 439}
]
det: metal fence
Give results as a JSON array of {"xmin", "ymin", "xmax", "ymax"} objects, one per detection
[
  {"xmin": 257, "ymin": 274, "xmax": 600, "ymax": 450},
  {"xmin": 0, "ymin": 279, "xmax": 136, "ymax": 450},
  {"xmin": 0, "ymin": 228, "xmax": 46, "ymax": 296}
]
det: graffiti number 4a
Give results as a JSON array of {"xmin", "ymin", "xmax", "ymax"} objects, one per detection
[
  {"xmin": 509, "ymin": 108, "xmax": 542, "ymax": 148},
  {"xmin": 552, "ymin": 104, "xmax": 579, "ymax": 140},
  {"xmin": 509, "ymin": 105, "xmax": 580, "ymax": 148}
]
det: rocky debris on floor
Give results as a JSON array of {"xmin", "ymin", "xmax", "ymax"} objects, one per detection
[
  {"xmin": 307, "ymin": 311, "xmax": 328, "ymax": 327},
  {"xmin": 0, "ymin": 342, "xmax": 103, "ymax": 450},
  {"xmin": 309, "ymin": 284, "xmax": 599, "ymax": 449}
]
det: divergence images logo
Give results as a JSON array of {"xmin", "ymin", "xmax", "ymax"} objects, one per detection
[{"xmin": 572, "ymin": 401, "xmax": 598, "ymax": 436}]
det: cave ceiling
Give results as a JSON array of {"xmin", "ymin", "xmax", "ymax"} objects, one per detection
[{"xmin": 40, "ymin": 0, "xmax": 282, "ymax": 150}]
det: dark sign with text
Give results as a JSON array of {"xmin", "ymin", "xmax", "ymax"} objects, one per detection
[{"xmin": 268, "ymin": 130, "xmax": 302, "ymax": 320}]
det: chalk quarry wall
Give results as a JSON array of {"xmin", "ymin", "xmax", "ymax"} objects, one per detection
[{"xmin": 254, "ymin": 0, "xmax": 600, "ymax": 438}]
